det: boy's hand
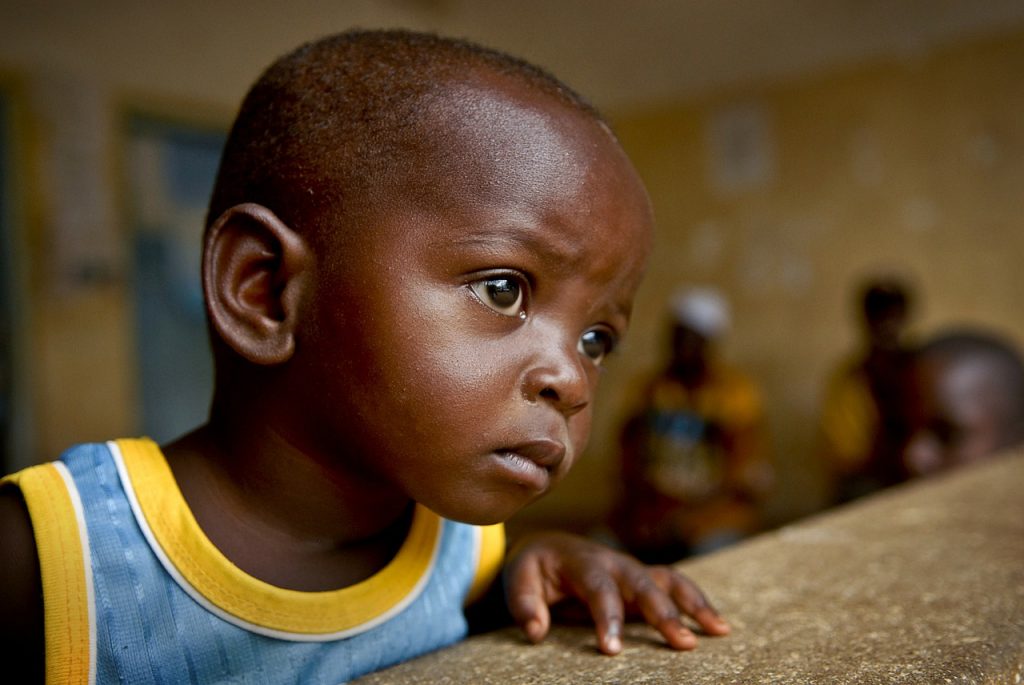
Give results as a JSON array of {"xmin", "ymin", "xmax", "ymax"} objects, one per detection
[{"xmin": 503, "ymin": 531, "xmax": 730, "ymax": 655}]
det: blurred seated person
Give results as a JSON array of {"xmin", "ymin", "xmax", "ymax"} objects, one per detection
[
  {"xmin": 818, "ymin": 277, "xmax": 916, "ymax": 504},
  {"xmin": 611, "ymin": 286, "xmax": 773, "ymax": 564},
  {"xmin": 903, "ymin": 328, "xmax": 1024, "ymax": 477}
]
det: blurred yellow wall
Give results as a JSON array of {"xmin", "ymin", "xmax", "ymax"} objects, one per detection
[{"xmin": 523, "ymin": 28, "xmax": 1024, "ymax": 530}]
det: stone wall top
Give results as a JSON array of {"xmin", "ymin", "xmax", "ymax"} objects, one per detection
[{"xmin": 357, "ymin": 449, "xmax": 1024, "ymax": 684}]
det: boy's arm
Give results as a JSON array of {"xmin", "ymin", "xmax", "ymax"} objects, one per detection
[
  {"xmin": 501, "ymin": 531, "xmax": 729, "ymax": 655},
  {"xmin": 0, "ymin": 486, "xmax": 45, "ymax": 682}
]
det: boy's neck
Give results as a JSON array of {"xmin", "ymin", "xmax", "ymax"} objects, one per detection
[{"xmin": 162, "ymin": 419, "xmax": 414, "ymax": 591}]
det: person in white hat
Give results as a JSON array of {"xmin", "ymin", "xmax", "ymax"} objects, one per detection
[{"xmin": 611, "ymin": 286, "xmax": 773, "ymax": 564}]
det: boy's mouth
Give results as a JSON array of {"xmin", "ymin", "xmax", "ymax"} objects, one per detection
[{"xmin": 493, "ymin": 439, "xmax": 566, "ymax": 491}]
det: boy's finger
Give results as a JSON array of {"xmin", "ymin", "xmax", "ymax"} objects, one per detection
[
  {"xmin": 665, "ymin": 571, "xmax": 731, "ymax": 636},
  {"xmin": 505, "ymin": 558, "xmax": 552, "ymax": 644},
  {"xmin": 625, "ymin": 569, "xmax": 699, "ymax": 651},
  {"xmin": 579, "ymin": 575, "xmax": 626, "ymax": 655}
]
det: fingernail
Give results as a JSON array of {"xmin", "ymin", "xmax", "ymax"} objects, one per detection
[
  {"xmin": 526, "ymin": 619, "xmax": 543, "ymax": 642},
  {"xmin": 605, "ymin": 621, "xmax": 622, "ymax": 654}
]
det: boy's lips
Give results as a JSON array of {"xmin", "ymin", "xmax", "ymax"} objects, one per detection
[
  {"xmin": 492, "ymin": 438, "xmax": 567, "ymax": 491},
  {"xmin": 505, "ymin": 438, "xmax": 567, "ymax": 468}
]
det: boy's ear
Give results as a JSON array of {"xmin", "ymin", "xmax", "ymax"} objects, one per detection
[{"xmin": 203, "ymin": 203, "xmax": 311, "ymax": 365}]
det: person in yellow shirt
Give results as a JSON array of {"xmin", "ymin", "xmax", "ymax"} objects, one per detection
[
  {"xmin": 612, "ymin": 287, "xmax": 773, "ymax": 563},
  {"xmin": 819, "ymin": 278, "xmax": 915, "ymax": 504}
]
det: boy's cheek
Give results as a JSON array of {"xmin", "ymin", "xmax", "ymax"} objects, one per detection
[{"xmin": 564, "ymin": 413, "xmax": 593, "ymax": 473}]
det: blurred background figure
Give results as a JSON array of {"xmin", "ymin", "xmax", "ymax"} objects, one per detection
[
  {"xmin": 903, "ymin": 328, "xmax": 1024, "ymax": 478},
  {"xmin": 611, "ymin": 286, "xmax": 773, "ymax": 564},
  {"xmin": 818, "ymin": 277, "xmax": 916, "ymax": 505}
]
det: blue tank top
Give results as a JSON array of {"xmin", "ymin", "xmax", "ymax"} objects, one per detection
[{"xmin": 4, "ymin": 438, "xmax": 504, "ymax": 684}]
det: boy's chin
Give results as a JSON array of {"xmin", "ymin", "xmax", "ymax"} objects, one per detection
[{"xmin": 429, "ymin": 493, "xmax": 544, "ymax": 527}]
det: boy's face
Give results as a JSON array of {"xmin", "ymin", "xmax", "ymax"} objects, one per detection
[
  {"xmin": 902, "ymin": 356, "xmax": 1006, "ymax": 476},
  {"xmin": 289, "ymin": 74, "xmax": 653, "ymax": 524}
]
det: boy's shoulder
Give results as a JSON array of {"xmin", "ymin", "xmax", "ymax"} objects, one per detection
[{"xmin": 0, "ymin": 484, "xmax": 44, "ymax": 681}]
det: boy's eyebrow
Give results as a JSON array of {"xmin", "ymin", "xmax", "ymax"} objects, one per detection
[{"xmin": 440, "ymin": 227, "xmax": 586, "ymax": 267}]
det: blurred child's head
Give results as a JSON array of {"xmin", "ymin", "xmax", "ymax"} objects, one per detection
[
  {"xmin": 903, "ymin": 328, "xmax": 1024, "ymax": 476},
  {"xmin": 200, "ymin": 30, "xmax": 654, "ymax": 524}
]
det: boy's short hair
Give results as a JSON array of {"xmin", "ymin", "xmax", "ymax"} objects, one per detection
[{"xmin": 206, "ymin": 29, "xmax": 602, "ymax": 242}]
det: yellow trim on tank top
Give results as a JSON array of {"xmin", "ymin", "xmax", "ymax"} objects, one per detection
[
  {"xmin": 116, "ymin": 437, "xmax": 443, "ymax": 635},
  {"xmin": 3, "ymin": 464, "xmax": 93, "ymax": 685},
  {"xmin": 467, "ymin": 522, "xmax": 505, "ymax": 605}
]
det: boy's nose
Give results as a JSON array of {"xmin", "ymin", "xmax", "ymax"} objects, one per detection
[{"xmin": 521, "ymin": 340, "xmax": 590, "ymax": 418}]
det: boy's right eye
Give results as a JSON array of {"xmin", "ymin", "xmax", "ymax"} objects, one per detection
[{"xmin": 470, "ymin": 277, "xmax": 524, "ymax": 318}]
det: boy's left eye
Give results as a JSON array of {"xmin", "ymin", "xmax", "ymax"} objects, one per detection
[
  {"xmin": 578, "ymin": 328, "xmax": 616, "ymax": 365},
  {"xmin": 470, "ymin": 277, "xmax": 524, "ymax": 317}
]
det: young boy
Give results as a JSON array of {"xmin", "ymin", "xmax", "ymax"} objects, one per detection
[
  {"xmin": 0, "ymin": 30, "xmax": 728, "ymax": 683},
  {"xmin": 903, "ymin": 328, "xmax": 1024, "ymax": 477}
]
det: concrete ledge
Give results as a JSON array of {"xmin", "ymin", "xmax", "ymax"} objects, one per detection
[{"xmin": 356, "ymin": 449, "xmax": 1024, "ymax": 684}]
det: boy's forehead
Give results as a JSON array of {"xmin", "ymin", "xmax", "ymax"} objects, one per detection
[
  {"xmin": 312, "ymin": 68, "xmax": 652, "ymax": 278},
  {"xmin": 403, "ymin": 74, "xmax": 647, "ymax": 214}
]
